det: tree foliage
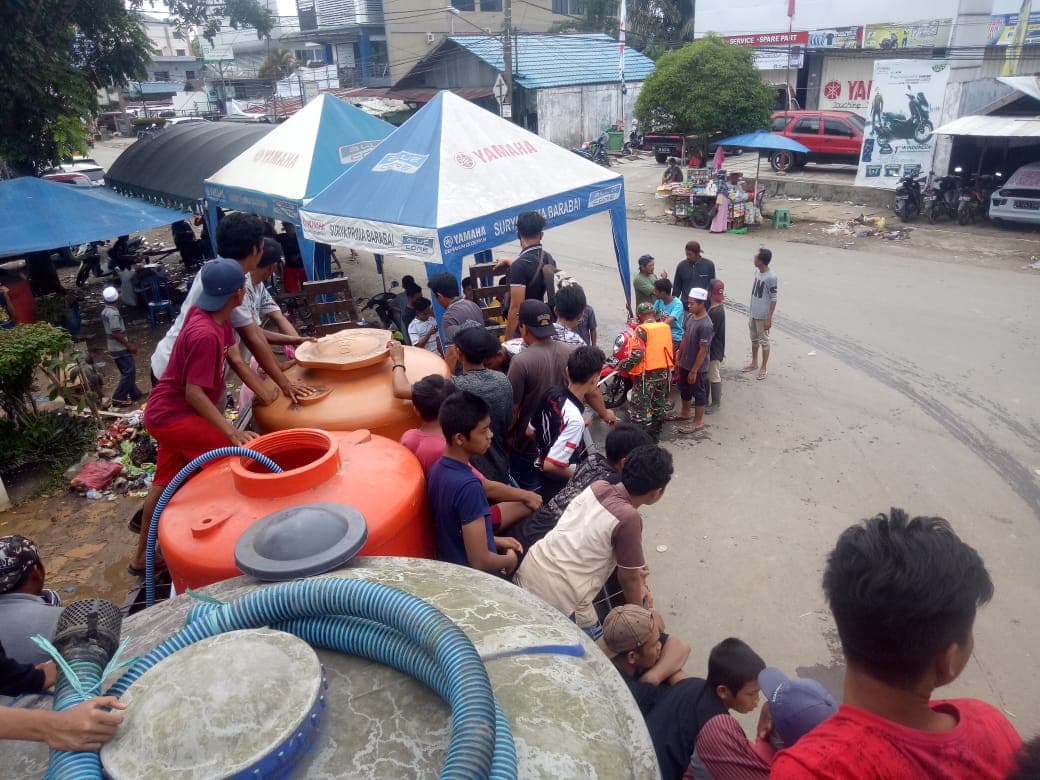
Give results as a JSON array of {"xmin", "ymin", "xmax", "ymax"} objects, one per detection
[
  {"xmin": 258, "ymin": 49, "xmax": 297, "ymax": 81},
  {"xmin": 0, "ymin": 0, "xmax": 271, "ymax": 174},
  {"xmin": 626, "ymin": 0, "xmax": 695, "ymax": 53},
  {"xmin": 634, "ymin": 35, "xmax": 774, "ymax": 135}
]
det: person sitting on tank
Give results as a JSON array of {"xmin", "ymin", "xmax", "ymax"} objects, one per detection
[
  {"xmin": 427, "ymin": 391, "xmax": 524, "ymax": 577},
  {"xmin": 0, "ymin": 535, "xmax": 63, "ymax": 666},
  {"xmin": 393, "ymin": 362, "xmax": 540, "ymax": 531}
]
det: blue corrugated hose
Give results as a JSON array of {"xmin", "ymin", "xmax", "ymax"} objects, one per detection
[
  {"xmin": 47, "ymin": 448, "xmax": 518, "ymax": 779},
  {"xmin": 145, "ymin": 446, "xmax": 283, "ymax": 606}
]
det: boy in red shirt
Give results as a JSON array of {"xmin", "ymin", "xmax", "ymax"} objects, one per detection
[
  {"xmin": 773, "ymin": 508, "xmax": 1022, "ymax": 779},
  {"xmin": 134, "ymin": 259, "xmax": 276, "ymax": 574}
]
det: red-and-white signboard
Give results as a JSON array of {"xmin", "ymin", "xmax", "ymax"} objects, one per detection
[{"xmin": 724, "ymin": 31, "xmax": 809, "ymax": 47}]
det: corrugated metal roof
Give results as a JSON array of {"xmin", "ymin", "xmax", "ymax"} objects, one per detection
[
  {"xmin": 936, "ymin": 115, "xmax": 1040, "ymax": 137},
  {"xmin": 449, "ymin": 33, "xmax": 654, "ymax": 90}
]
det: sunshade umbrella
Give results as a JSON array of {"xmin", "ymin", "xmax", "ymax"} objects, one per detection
[
  {"xmin": 712, "ymin": 130, "xmax": 811, "ymax": 185},
  {"xmin": 0, "ymin": 177, "xmax": 188, "ymax": 258}
]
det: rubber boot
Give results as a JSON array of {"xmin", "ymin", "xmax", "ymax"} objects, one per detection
[{"xmin": 706, "ymin": 382, "xmax": 722, "ymax": 414}]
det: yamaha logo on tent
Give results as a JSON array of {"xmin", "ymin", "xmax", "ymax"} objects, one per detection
[{"xmin": 372, "ymin": 152, "xmax": 429, "ymax": 174}]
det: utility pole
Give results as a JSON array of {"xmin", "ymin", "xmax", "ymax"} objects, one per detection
[{"xmin": 502, "ymin": 0, "xmax": 513, "ymax": 121}]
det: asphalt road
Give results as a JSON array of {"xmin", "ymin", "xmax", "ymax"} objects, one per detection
[{"xmin": 506, "ymin": 211, "xmax": 1040, "ymax": 732}]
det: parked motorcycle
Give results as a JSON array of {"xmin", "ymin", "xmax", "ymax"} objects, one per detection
[
  {"xmin": 74, "ymin": 241, "xmax": 109, "ymax": 287},
  {"xmin": 600, "ymin": 321, "xmax": 646, "ymax": 408},
  {"xmin": 361, "ymin": 280, "xmax": 400, "ymax": 333},
  {"xmin": 924, "ymin": 170, "xmax": 962, "ymax": 224},
  {"xmin": 876, "ymin": 90, "xmax": 933, "ymax": 148},
  {"xmin": 622, "ymin": 123, "xmax": 644, "ymax": 155},
  {"xmin": 106, "ymin": 234, "xmax": 146, "ymax": 272},
  {"xmin": 573, "ymin": 132, "xmax": 610, "ymax": 167},
  {"xmin": 957, "ymin": 172, "xmax": 1003, "ymax": 225},
  {"xmin": 894, "ymin": 171, "xmax": 927, "ymax": 222}
]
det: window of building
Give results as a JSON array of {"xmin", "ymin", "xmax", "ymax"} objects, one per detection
[
  {"xmin": 823, "ymin": 118, "xmax": 854, "ymax": 137},
  {"xmin": 452, "ymin": 0, "xmax": 475, "ymax": 10},
  {"xmin": 154, "ymin": 70, "xmax": 170, "ymax": 82},
  {"xmin": 185, "ymin": 70, "xmax": 196, "ymax": 80},
  {"xmin": 175, "ymin": 48, "xmax": 186, "ymax": 56},
  {"xmin": 792, "ymin": 117, "xmax": 819, "ymax": 134},
  {"xmin": 481, "ymin": 0, "xmax": 502, "ymax": 10},
  {"xmin": 552, "ymin": 0, "xmax": 583, "ymax": 14}
]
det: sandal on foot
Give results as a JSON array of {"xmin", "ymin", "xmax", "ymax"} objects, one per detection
[
  {"xmin": 677, "ymin": 424, "xmax": 705, "ymax": 435},
  {"xmin": 757, "ymin": 369, "xmax": 768, "ymax": 380},
  {"xmin": 741, "ymin": 365, "xmax": 758, "ymax": 373},
  {"xmin": 664, "ymin": 413, "xmax": 692, "ymax": 422}
]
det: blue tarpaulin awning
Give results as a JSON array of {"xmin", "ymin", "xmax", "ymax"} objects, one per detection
[{"xmin": 0, "ymin": 177, "xmax": 188, "ymax": 258}]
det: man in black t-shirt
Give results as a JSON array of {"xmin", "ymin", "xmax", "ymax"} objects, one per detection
[
  {"xmin": 504, "ymin": 211, "xmax": 557, "ymax": 338},
  {"xmin": 672, "ymin": 240, "xmax": 716, "ymax": 303}
]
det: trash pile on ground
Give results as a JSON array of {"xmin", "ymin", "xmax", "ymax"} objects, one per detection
[
  {"xmin": 823, "ymin": 215, "xmax": 911, "ymax": 241},
  {"xmin": 68, "ymin": 411, "xmax": 156, "ymax": 500}
]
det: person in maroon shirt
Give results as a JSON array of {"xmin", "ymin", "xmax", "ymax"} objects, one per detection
[
  {"xmin": 773, "ymin": 508, "xmax": 1022, "ymax": 779},
  {"xmin": 130, "ymin": 259, "xmax": 276, "ymax": 575}
]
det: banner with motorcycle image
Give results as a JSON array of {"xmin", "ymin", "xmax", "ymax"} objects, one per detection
[{"xmin": 855, "ymin": 60, "xmax": 951, "ymax": 191}]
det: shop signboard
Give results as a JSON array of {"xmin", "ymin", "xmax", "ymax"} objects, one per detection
[
  {"xmin": 723, "ymin": 31, "xmax": 808, "ymax": 47},
  {"xmin": 753, "ymin": 46, "xmax": 805, "ymax": 70},
  {"xmin": 819, "ymin": 58, "xmax": 876, "ymax": 116},
  {"xmin": 862, "ymin": 19, "xmax": 953, "ymax": 50},
  {"xmin": 855, "ymin": 59, "xmax": 950, "ymax": 190},
  {"xmin": 808, "ymin": 26, "xmax": 862, "ymax": 49},
  {"xmin": 987, "ymin": 12, "xmax": 1040, "ymax": 45}
]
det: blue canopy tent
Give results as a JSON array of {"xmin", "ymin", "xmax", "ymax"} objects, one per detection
[
  {"xmin": 0, "ymin": 177, "xmax": 188, "ymax": 257},
  {"xmin": 712, "ymin": 131, "xmax": 811, "ymax": 184},
  {"xmin": 300, "ymin": 91, "xmax": 632, "ymax": 309},
  {"xmin": 204, "ymin": 94, "xmax": 394, "ymax": 281}
]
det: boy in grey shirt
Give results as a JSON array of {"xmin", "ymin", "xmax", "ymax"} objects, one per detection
[{"xmin": 743, "ymin": 248, "xmax": 778, "ymax": 381}]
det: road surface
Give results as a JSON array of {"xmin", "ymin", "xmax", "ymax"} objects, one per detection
[{"xmin": 489, "ymin": 211, "xmax": 1040, "ymax": 731}]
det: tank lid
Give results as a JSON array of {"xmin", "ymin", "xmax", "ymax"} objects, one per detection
[{"xmin": 235, "ymin": 503, "xmax": 368, "ymax": 581}]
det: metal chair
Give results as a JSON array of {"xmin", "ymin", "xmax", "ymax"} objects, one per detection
[{"xmin": 142, "ymin": 276, "xmax": 176, "ymax": 327}]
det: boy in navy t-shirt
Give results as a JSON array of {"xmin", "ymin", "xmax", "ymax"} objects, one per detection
[{"xmin": 427, "ymin": 391, "xmax": 524, "ymax": 576}]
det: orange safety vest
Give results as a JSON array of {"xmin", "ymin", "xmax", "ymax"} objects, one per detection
[{"xmin": 629, "ymin": 321, "xmax": 673, "ymax": 375}]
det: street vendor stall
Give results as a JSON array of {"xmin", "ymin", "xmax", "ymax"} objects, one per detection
[
  {"xmin": 656, "ymin": 167, "xmax": 717, "ymax": 228},
  {"xmin": 300, "ymin": 91, "xmax": 633, "ymax": 309},
  {"xmin": 203, "ymin": 95, "xmax": 394, "ymax": 281}
]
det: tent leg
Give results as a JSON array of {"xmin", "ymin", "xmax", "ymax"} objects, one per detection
[
  {"xmin": 206, "ymin": 201, "xmax": 219, "ymax": 258},
  {"xmin": 608, "ymin": 200, "xmax": 632, "ymax": 315},
  {"xmin": 297, "ymin": 228, "xmax": 317, "ymax": 282}
]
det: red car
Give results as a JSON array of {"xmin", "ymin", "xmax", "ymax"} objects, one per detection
[{"xmin": 769, "ymin": 110, "xmax": 865, "ymax": 172}]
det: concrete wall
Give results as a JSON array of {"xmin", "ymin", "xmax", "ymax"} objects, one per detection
[
  {"xmin": 145, "ymin": 57, "xmax": 202, "ymax": 83},
  {"xmin": 385, "ymin": 0, "xmax": 559, "ymax": 82},
  {"xmin": 536, "ymin": 82, "xmax": 644, "ymax": 148}
]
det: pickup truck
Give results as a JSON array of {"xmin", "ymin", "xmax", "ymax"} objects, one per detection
[{"xmin": 643, "ymin": 133, "xmax": 685, "ymax": 164}]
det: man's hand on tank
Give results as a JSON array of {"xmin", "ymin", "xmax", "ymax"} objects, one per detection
[
  {"xmin": 253, "ymin": 385, "xmax": 280, "ymax": 407},
  {"xmin": 292, "ymin": 336, "xmax": 318, "ymax": 346},
  {"xmin": 285, "ymin": 382, "xmax": 319, "ymax": 403},
  {"xmin": 387, "ymin": 340, "xmax": 405, "ymax": 364},
  {"xmin": 230, "ymin": 430, "xmax": 259, "ymax": 446}
]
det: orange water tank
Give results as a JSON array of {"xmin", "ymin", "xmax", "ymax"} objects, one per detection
[
  {"xmin": 158, "ymin": 428, "xmax": 434, "ymax": 592},
  {"xmin": 251, "ymin": 341, "xmax": 449, "ymax": 442}
]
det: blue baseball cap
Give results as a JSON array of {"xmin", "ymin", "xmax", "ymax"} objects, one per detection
[
  {"xmin": 196, "ymin": 258, "xmax": 246, "ymax": 312},
  {"xmin": 759, "ymin": 668, "xmax": 838, "ymax": 747}
]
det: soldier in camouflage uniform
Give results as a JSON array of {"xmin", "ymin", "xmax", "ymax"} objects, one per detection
[{"xmin": 615, "ymin": 304, "xmax": 671, "ymax": 437}]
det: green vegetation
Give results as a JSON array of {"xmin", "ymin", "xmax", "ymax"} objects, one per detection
[{"xmin": 634, "ymin": 35, "xmax": 774, "ymax": 136}]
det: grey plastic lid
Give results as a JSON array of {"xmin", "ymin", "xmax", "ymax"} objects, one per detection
[{"xmin": 235, "ymin": 503, "xmax": 368, "ymax": 581}]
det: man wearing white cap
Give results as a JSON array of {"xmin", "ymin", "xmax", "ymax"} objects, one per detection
[
  {"xmin": 670, "ymin": 287, "xmax": 713, "ymax": 434},
  {"xmin": 100, "ymin": 286, "xmax": 142, "ymax": 406}
]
